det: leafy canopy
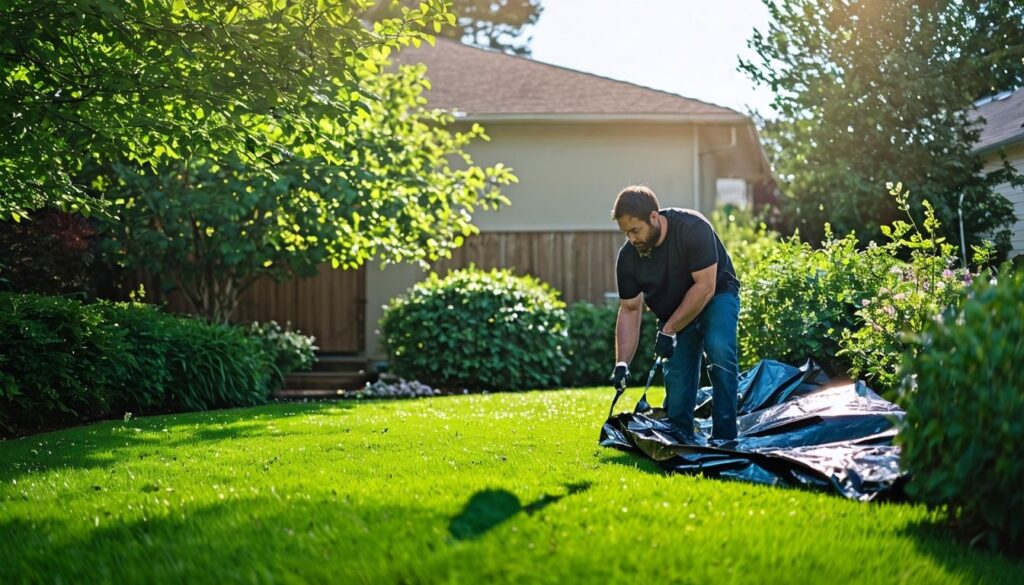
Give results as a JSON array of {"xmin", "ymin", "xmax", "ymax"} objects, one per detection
[
  {"xmin": 0, "ymin": 0, "xmax": 455, "ymax": 219},
  {"xmin": 98, "ymin": 61, "xmax": 515, "ymax": 323},
  {"xmin": 741, "ymin": 0, "xmax": 1024, "ymax": 259},
  {"xmin": 369, "ymin": 0, "xmax": 543, "ymax": 55}
]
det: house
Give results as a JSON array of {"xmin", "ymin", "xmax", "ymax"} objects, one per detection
[
  {"xmin": 360, "ymin": 38, "xmax": 770, "ymax": 357},
  {"xmin": 158, "ymin": 38, "xmax": 771, "ymax": 368},
  {"xmin": 974, "ymin": 88, "xmax": 1024, "ymax": 258}
]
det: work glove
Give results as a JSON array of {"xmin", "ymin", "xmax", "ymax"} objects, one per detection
[
  {"xmin": 655, "ymin": 330, "xmax": 676, "ymax": 359},
  {"xmin": 610, "ymin": 362, "xmax": 630, "ymax": 391}
]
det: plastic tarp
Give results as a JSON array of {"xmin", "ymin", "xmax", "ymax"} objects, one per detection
[{"xmin": 599, "ymin": 359, "xmax": 906, "ymax": 501}]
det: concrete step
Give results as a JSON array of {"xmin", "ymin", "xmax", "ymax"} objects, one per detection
[
  {"xmin": 274, "ymin": 388, "xmax": 350, "ymax": 399},
  {"xmin": 311, "ymin": 355, "xmax": 369, "ymax": 374},
  {"xmin": 284, "ymin": 371, "xmax": 366, "ymax": 391}
]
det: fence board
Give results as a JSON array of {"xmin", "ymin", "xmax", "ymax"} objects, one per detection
[{"xmin": 430, "ymin": 231, "xmax": 623, "ymax": 305}]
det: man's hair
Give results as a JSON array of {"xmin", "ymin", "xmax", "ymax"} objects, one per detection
[{"xmin": 612, "ymin": 185, "xmax": 660, "ymax": 222}]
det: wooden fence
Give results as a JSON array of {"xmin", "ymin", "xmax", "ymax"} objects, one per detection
[
  {"xmin": 430, "ymin": 231, "xmax": 625, "ymax": 305},
  {"xmin": 134, "ymin": 266, "xmax": 366, "ymax": 353}
]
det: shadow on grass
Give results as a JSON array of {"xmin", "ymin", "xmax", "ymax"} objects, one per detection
[
  {"xmin": 0, "ymin": 494, "xmax": 445, "ymax": 584},
  {"xmin": 0, "ymin": 402, "xmax": 355, "ymax": 484},
  {"xmin": 448, "ymin": 482, "xmax": 593, "ymax": 541},
  {"xmin": 900, "ymin": 518, "xmax": 1024, "ymax": 582},
  {"xmin": 601, "ymin": 452, "xmax": 664, "ymax": 476}
]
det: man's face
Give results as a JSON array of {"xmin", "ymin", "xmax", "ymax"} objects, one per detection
[{"xmin": 616, "ymin": 212, "xmax": 661, "ymax": 254}]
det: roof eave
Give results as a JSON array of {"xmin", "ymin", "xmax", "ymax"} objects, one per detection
[
  {"xmin": 454, "ymin": 112, "xmax": 749, "ymax": 124},
  {"xmin": 973, "ymin": 132, "xmax": 1024, "ymax": 157}
]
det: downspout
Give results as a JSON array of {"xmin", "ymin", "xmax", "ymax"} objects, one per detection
[
  {"xmin": 695, "ymin": 126, "xmax": 739, "ymax": 211},
  {"xmin": 692, "ymin": 128, "xmax": 700, "ymax": 211}
]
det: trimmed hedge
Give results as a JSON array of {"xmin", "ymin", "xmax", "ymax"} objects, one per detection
[
  {"xmin": 381, "ymin": 268, "xmax": 568, "ymax": 391},
  {"xmin": 898, "ymin": 268, "xmax": 1024, "ymax": 555},
  {"xmin": 0, "ymin": 293, "xmax": 290, "ymax": 437},
  {"xmin": 563, "ymin": 301, "xmax": 659, "ymax": 388}
]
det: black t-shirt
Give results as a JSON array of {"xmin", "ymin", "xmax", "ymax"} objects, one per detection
[{"xmin": 616, "ymin": 208, "xmax": 740, "ymax": 322}]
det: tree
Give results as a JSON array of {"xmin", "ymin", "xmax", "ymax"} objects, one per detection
[
  {"xmin": 97, "ymin": 58, "xmax": 514, "ymax": 324},
  {"xmin": 370, "ymin": 0, "xmax": 543, "ymax": 55},
  {"xmin": 0, "ymin": 0, "xmax": 454, "ymax": 220},
  {"xmin": 741, "ymin": 0, "xmax": 1024, "ymax": 259}
]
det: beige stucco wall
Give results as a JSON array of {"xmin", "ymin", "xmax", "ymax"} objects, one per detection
[
  {"xmin": 982, "ymin": 142, "xmax": 1024, "ymax": 258},
  {"xmin": 457, "ymin": 121, "xmax": 701, "ymax": 231}
]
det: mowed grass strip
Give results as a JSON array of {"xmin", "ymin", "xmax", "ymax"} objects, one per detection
[{"xmin": 1, "ymin": 388, "xmax": 1020, "ymax": 584}]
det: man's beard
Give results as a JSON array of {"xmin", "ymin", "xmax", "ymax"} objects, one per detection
[{"xmin": 635, "ymin": 221, "xmax": 661, "ymax": 258}]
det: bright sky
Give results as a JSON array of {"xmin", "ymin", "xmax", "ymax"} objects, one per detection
[{"xmin": 527, "ymin": 0, "xmax": 776, "ymax": 116}]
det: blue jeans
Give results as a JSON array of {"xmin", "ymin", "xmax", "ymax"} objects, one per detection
[{"xmin": 661, "ymin": 292, "xmax": 740, "ymax": 440}]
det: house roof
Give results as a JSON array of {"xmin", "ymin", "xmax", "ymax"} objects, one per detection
[
  {"xmin": 395, "ymin": 37, "xmax": 746, "ymax": 122},
  {"xmin": 974, "ymin": 88, "xmax": 1024, "ymax": 154}
]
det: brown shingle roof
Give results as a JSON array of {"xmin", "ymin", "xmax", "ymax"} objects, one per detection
[
  {"xmin": 395, "ymin": 37, "xmax": 743, "ymax": 119},
  {"xmin": 975, "ymin": 88, "xmax": 1024, "ymax": 153}
]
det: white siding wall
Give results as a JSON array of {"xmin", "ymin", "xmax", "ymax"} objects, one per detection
[{"xmin": 984, "ymin": 143, "xmax": 1024, "ymax": 258}]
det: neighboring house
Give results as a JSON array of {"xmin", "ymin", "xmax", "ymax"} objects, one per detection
[
  {"xmin": 151, "ymin": 39, "xmax": 771, "ymax": 362},
  {"xmin": 974, "ymin": 88, "xmax": 1024, "ymax": 258}
]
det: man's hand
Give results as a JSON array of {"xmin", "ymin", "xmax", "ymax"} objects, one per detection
[
  {"xmin": 610, "ymin": 362, "xmax": 630, "ymax": 391},
  {"xmin": 655, "ymin": 330, "xmax": 676, "ymax": 359}
]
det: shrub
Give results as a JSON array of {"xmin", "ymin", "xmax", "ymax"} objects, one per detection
[
  {"xmin": 738, "ymin": 228, "xmax": 886, "ymax": 375},
  {"xmin": 0, "ymin": 293, "xmax": 125, "ymax": 433},
  {"xmin": 243, "ymin": 321, "xmax": 318, "ymax": 390},
  {"xmin": 563, "ymin": 301, "xmax": 659, "ymax": 388},
  {"xmin": 381, "ymin": 267, "xmax": 568, "ymax": 390},
  {"xmin": 96, "ymin": 302, "xmax": 273, "ymax": 413},
  {"xmin": 0, "ymin": 293, "xmax": 274, "ymax": 436},
  {"xmin": 839, "ymin": 183, "xmax": 983, "ymax": 392},
  {"xmin": 738, "ymin": 184, "xmax": 980, "ymax": 392},
  {"xmin": 712, "ymin": 208, "xmax": 779, "ymax": 284},
  {"xmin": 897, "ymin": 268, "xmax": 1024, "ymax": 555}
]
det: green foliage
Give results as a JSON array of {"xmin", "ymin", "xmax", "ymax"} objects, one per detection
[
  {"xmin": 96, "ymin": 47, "xmax": 514, "ymax": 324},
  {"xmin": 741, "ymin": 0, "xmax": 1023, "ymax": 259},
  {"xmin": 563, "ymin": 301, "xmax": 658, "ymax": 388},
  {"xmin": 243, "ymin": 321, "xmax": 318, "ymax": 390},
  {"xmin": 0, "ymin": 0, "xmax": 455, "ymax": 220},
  {"xmin": 370, "ymin": 0, "xmax": 544, "ymax": 55},
  {"xmin": 0, "ymin": 293, "xmax": 274, "ymax": 437},
  {"xmin": 737, "ymin": 185, "xmax": 980, "ymax": 392},
  {"xmin": 381, "ymin": 267, "xmax": 568, "ymax": 390},
  {"xmin": 0, "ymin": 210, "xmax": 99, "ymax": 295},
  {"xmin": 0, "ymin": 294, "xmax": 124, "ymax": 434},
  {"xmin": 738, "ymin": 228, "xmax": 888, "ymax": 375},
  {"xmin": 838, "ymin": 183, "xmax": 980, "ymax": 391},
  {"xmin": 897, "ymin": 269, "xmax": 1024, "ymax": 555},
  {"xmin": 711, "ymin": 208, "xmax": 780, "ymax": 290}
]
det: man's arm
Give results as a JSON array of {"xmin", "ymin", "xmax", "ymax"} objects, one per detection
[
  {"xmin": 661, "ymin": 264, "xmax": 718, "ymax": 335},
  {"xmin": 615, "ymin": 293, "xmax": 644, "ymax": 364}
]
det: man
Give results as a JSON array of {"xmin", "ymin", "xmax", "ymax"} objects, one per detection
[{"xmin": 609, "ymin": 185, "xmax": 741, "ymax": 442}]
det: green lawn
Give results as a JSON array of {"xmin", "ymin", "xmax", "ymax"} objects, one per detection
[{"xmin": 1, "ymin": 388, "xmax": 1020, "ymax": 584}]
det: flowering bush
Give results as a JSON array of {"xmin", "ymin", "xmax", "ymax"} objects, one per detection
[
  {"xmin": 736, "ymin": 183, "xmax": 985, "ymax": 393},
  {"xmin": 838, "ymin": 182, "xmax": 988, "ymax": 392},
  {"xmin": 354, "ymin": 376, "xmax": 440, "ymax": 399}
]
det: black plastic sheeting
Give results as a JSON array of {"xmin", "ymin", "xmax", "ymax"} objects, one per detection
[{"xmin": 600, "ymin": 359, "xmax": 907, "ymax": 501}]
